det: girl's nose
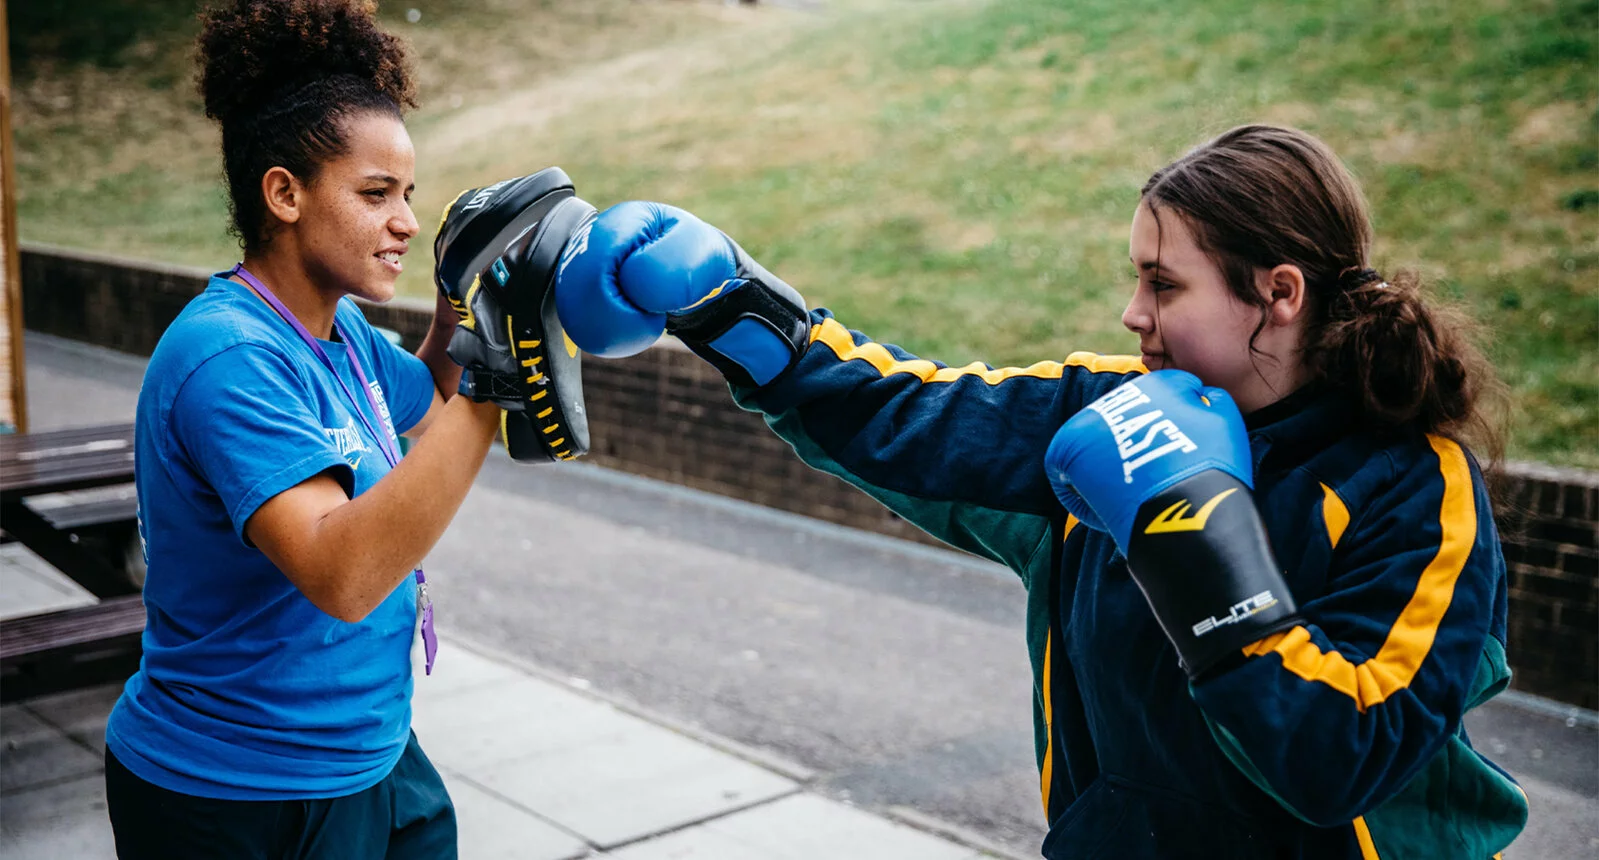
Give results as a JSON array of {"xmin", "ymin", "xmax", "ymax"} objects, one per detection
[{"xmin": 1122, "ymin": 284, "xmax": 1154, "ymax": 335}]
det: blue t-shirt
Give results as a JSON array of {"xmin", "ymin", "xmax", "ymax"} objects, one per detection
[{"xmin": 106, "ymin": 274, "xmax": 436, "ymax": 800}]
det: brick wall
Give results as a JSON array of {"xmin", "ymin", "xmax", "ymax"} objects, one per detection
[
  {"xmin": 20, "ymin": 244, "xmax": 1599, "ymax": 709},
  {"xmin": 1494, "ymin": 464, "xmax": 1599, "ymax": 708}
]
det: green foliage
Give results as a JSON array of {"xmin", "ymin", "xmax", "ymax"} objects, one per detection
[{"xmin": 9, "ymin": 0, "xmax": 201, "ymax": 73}]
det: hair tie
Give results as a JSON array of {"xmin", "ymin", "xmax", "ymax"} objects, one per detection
[{"xmin": 1339, "ymin": 267, "xmax": 1385, "ymax": 290}]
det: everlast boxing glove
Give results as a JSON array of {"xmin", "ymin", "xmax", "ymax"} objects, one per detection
[
  {"xmin": 1045, "ymin": 370, "xmax": 1301, "ymax": 679},
  {"xmin": 553, "ymin": 201, "xmax": 808, "ymax": 389}
]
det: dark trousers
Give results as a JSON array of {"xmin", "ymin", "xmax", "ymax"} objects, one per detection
[{"xmin": 105, "ymin": 731, "xmax": 457, "ymax": 860}]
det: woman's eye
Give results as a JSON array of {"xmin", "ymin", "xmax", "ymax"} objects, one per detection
[
  {"xmin": 1132, "ymin": 273, "xmax": 1175, "ymax": 292},
  {"xmin": 364, "ymin": 189, "xmax": 386, "ymax": 200}
]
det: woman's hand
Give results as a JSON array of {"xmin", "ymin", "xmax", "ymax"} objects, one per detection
[{"xmin": 405, "ymin": 292, "xmax": 470, "ymax": 439}]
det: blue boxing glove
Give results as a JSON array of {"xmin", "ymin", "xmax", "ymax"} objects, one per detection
[
  {"xmin": 554, "ymin": 202, "xmax": 809, "ymax": 388},
  {"xmin": 1045, "ymin": 370, "xmax": 1301, "ymax": 679}
]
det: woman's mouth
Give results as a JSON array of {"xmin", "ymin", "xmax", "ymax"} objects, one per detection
[{"xmin": 375, "ymin": 251, "xmax": 404, "ymax": 274}]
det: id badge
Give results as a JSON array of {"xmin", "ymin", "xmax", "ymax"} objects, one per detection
[{"xmin": 412, "ymin": 577, "xmax": 438, "ymax": 676}]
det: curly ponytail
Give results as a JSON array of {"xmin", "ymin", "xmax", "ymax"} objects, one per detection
[
  {"xmin": 196, "ymin": 0, "xmax": 417, "ymax": 252},
  {"xmin": 1310, "ymin": 268, "xmax": 1506, "ymax": 461},
  {"xmin": 1142, "ymin": 125, "xmax": 1507, "ymax": 462}
]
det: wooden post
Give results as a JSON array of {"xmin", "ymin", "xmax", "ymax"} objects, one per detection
[{"xmin": 0, "ymin": 0, "xmax": 28, "ymax": 433}]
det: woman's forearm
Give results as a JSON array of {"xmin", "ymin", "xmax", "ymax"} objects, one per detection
[{"xmin": 304, "ymin": 394, "xmax": 499, "ymax": 621}]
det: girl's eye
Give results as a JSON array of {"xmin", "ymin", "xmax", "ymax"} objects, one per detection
[
  {"xmin": 364, "ymin": 189, "xmax": 386, "ymax": 200},
  {"xmin": 1132, "ymin": 272, "xmax": 1176, "ymax": 293}
]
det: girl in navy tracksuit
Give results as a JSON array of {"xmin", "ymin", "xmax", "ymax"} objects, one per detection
[
  {"xmin": 547, "ymin": 123, "xmax": 1529, "ymax": 858},
  {"xmin": 729, "ymin": 125, "xmax": 1528, "ymax": 858},
  {"xmin": 735, "ymin": 123, "xmax": 1522, "ymax": 850}
]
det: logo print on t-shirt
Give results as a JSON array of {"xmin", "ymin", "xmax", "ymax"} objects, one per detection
[
  {"xmin": 324, "ymin": 417, "xmax": 371, "ymax": 470},
  {"xmin": 366, "ymin": 380, "xmax": 399, "ymax": 446}
]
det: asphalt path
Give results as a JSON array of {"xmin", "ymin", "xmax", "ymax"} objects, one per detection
[{"xmin": 23, "ymin": 331, "xmax": 1598, "ymax": 858}]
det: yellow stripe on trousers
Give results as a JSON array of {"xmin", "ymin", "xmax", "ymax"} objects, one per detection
[
  {"xmin": 1040, "ymin": 516, "xmax": 1079, "ymax": 816},
  {"xmin": 1353, "ymin": 816, "xmax": 1380, "ymax": 859}
]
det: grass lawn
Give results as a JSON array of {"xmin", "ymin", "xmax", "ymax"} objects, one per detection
[{"xmin": 12, "ymin": 0, "xmax": 1596, "ymax": 466}]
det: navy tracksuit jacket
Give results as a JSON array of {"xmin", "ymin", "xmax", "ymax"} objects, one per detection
[{"xmin": 733, "ymin": 310, "xmax": 1528, "ymax": 859}]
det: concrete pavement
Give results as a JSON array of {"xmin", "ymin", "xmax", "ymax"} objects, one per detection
[{"xmin": 0, "ymin": 554, "xmax": 998, "ymax": 859}]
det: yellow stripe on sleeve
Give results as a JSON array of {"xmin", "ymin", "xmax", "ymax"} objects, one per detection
[
  {"xmin": 1241, "ymin": 437, "xmax": 1477, "ymax": 713},
  {"xmin": 808, "ymin": 318, "xmax": 1145, "ymax": 386},
  {"xmin": 1321, "ymin": 482, "xmax": 1351, "ymax": 549}
]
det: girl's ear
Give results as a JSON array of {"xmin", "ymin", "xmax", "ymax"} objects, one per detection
[
  {"xmin": 261, "ymin": 166, "xmax": 304, "ymax": 227},
  {"xmin": 1262, "ymin": 263, "xmax": 1307, "ymax": 327}
]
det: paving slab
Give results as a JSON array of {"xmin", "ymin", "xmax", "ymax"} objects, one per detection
[
  {"xmin": 1508, "ymin": 773, "xmax": 1599, "ymax": 859},
  {"xmin": 0, "ymin": 705, "xmax": 102, "ymax": 794},
  {"xmin": 416, "ymin": 639, "xmax": 531, "ymax": 696},
  {"xmin": 0, "ymin": 775, "xmax": 116, "ymax": 859},
  {"xmin": 607, "ymin": 793, "xmax": 985, "ymax": 860},
  {"xmin": 18, "ymin": 684, "xmax": 123, "ymax": 756},
  {"xmin": 412, "ymin": 672, "xmax": 643, "ymax": 773},
  {"xmin": 416, "ymin": 668, "xmax": 799, "ymax": 849},
  {"xmin": 468, "ymin": 723, "xmax": 799, "ymax": 850},
  {"xmin": 413, "ymin": 647, "xmax": 822, "ymax": 852},
  {"xmin": 438, "ymin": 768, "xmax": 592, "ymax": 860}
]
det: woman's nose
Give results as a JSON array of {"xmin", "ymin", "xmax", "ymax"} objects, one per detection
[
  {"xmin": 1122, "ymin": 286, "xmax": 1153, "ymax": 335},
  {"xmin": 393, "ymin": 202, "xmax": 420, "ymax": 240}
]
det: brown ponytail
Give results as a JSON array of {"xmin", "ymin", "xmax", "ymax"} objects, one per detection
[
  {"xmin": 1309, "ymin": 268, "xmax": 1507, "ymax": 462},
  {"xmin": 1142, "ymin": 125, "xmax": 1507, "ymax": 462}
]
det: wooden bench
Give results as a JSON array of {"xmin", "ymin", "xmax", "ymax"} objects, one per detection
[
  {"xmin": 14, "ymin": 482, "xmax": 144, "ymax": 588},
  {"xmin": 26, "ymin": 484, "xmax": 138, "ymax": 531},
  {"xmin": 1, "ymin": 424, "xmax": 144, "ymax": 701},
  {"xmin": 0, "ymin": 595, "xmax": 145, "ymax": 703},
  {"xmin": 1, "ymin": 423, "xmax": 140, "ymax": 598}
]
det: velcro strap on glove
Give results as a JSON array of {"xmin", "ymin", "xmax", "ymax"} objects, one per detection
[{"xmin": 666, "ymin": 237, "xmax": 810, "ymax": 389}]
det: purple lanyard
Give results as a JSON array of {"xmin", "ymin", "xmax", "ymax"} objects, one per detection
[{"xmin": 231, "ymin": 264, "xmax": 437, "ymax": 674}]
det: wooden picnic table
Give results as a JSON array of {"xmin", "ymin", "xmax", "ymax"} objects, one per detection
[
  {"xmin": 1, "ymin": 422, "xmax": 139, "ymax": 599},
  {"xmin": 1, "ymin": 422, "xmax": 136, "ymax": 501},
  {"xmin": 0, "ymin": 423, "xmax": 145, "ymax": 701}
]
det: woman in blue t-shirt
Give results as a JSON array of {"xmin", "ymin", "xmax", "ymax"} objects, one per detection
[{"xmin": 103, "ymin": 2, "xmax": 502, "ymax": 857}]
